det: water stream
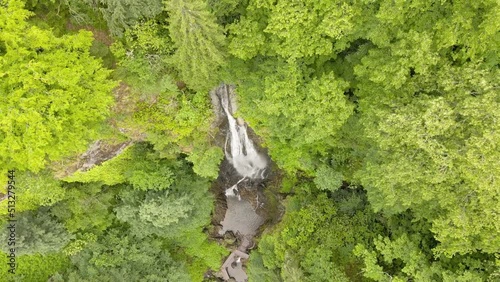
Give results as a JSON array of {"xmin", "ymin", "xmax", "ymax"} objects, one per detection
[
  {"xmin": 213, "ymin": 85, "xmax": 269, "ymax": 282},
  {"xmin": 219, "ymin": 87, "xmax": 268, "ymax": 185}
]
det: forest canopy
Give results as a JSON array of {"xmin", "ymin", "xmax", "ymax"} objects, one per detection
[{"xmin": 0, "ymin": 0, "xmax": 499, "ymax": 281}]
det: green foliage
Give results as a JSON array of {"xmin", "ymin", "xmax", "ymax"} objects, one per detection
[
  {"xmin": 355, "ymin": 54, "xmax": 500, "ymax": 257},
  {"xmin": 63, "ymin": 146, "xmax": 132, "ymax": 185},
  {"xmin": 124, "ymin": 144, "xmax": 177, "ymax": 190},
  {"xmin": 186, "ymin": 145, "xmax": 224, "ymax": 179},
  {"xmin": 227, "ymin": 0, "xmax": 361, "ymax": 60},
  {"xmin": 89, "ymin": 40, "xmax": 115, "ymax": 68},
  {"xmin": 126, "ymin": 163, "xmax": 174, "ymax": 191},
  {"xmin": 354, "ymin": 214, "xmax": 498, "ymax": 281},
  {"xmin": 0, "ymin": 171, "xmax": 65, "ymax": 214},
  {"xmin": 111, "ymin": 19, "xmax": 176, "ymax": 96},
  {"xmin": 172, "ymin": 229, "xmax": 228, "ymax": 281},
  {"xmin": 52, "ymin": 152, "xmax": 221, "ymax": 281},
  {"xmin": 227, "ymin": 1, "xmax": 499, "ymax": 276},
  {"xmin": 69, "ymin": 0, "xmax": 164, "ymax": 37},
  {"xmin": 50, "ymin": 182, "xmax": 118, "ymax": 233},
  {"xmin": 133, "ymin": 92, "xmax": 211, "ymax": 153},
  {"xmin": 1, "ymin": 210, "xmax": 74, "ymax": 255},
  {"xmin": 314, "ymin": 165, "xmax": 343, "ymax": 192},
  {"xmin": 24, "ymin": 0, "xmax": 75, "ymax": 36},
  {"xmin": 137, "ymin": 192, "xmax": 193, "ymax": 228},
  {"xmin": 26, "ymin": 0, "xmax": 108, "ymax": 33},
  {"xmin": 0, "ymin": 252, "xmax": 69, "ymax": 282},
  {"xmin": 247, "ymin": 251, "xmax": 281, "ymax": 282},
  {"xmin": 130, "ymin": 91, "xmax": 221, "ymax": 175},
  {"xmin": 224, "ymin": 0, "xmax": 359, "ymax": 174},
  {"xmin": 249, "ymin": 189, "xmax": 380, "ymax": 281},
  {"xmin": 165, "ymin": 0, "xmax": 226, "ymax": 92},
  {"xmin": 111, "ymin": 16, "xmax": 223, "ymax": 178},
  {"xmin": 58, "ymin": 230, "xmax": 191, "ymax": 282},
  {"xmin": 0, "ymin": 0, "xmax": 116, "ymax": 172},
  {"xmin": 51, "ymin": 156, "xmax": 221, "ymax": 281},
  {"xmin": 65, "ymin": 143, "xmax": 176, "ymax": 190},
  {"xmin": 207, "ymin": 0, "xmax": 247, "ymax": 26},
  {"xmin": 231, "ymin": 59, "xmax": 354, "ymax": 173},
  {"xmin": 62, "ymin": 233, "xmax": 98, "ymax": 256},
  {"xmin": 3, "ymin": 0, "xmax": 499, "ymax": 280},
  {"xmin": 115, "ymin": 173, "xmax": 213, "ymax": 238}
]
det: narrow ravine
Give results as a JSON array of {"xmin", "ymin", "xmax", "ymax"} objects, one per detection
[{"xmin": 209, "ymin": 85, "xmax": 274, "ymax": 282}]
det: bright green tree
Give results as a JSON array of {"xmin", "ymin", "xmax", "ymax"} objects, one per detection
[
  {"xmin": 111, "ymin": 19, "xmax": 177, "ymax": 97},
  {"xmin": 110, "ymin": 15, "xmax": 223, "ymax": 179},
  {"xmin": 0, "ymin": 0, "xmax": 116, "ymax": 172},
  {"xmin": 0, "ymin": 252, "xmax": 69, "ymax": 282},
  {"xmin": 0, "ymin": 170, "xmax": 65, "ymax": 214},
  {"xmin": 353, "ymin": 13, "xmax": 500, "ymax": 256},
  {"xmin": 229, "ymin": 59, "xmax": 354, "ymax": 173},
  {"xmin": 130, "ymin": 92, "xmax": 220, "ymax": 176}
]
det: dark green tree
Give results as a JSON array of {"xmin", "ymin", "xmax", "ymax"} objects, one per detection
[
  {"xmin": 55, "ymin": 230, "xmax": 190, "ymax": 282},
  {"xmin": 50, "ymin": 182, "xmax": 118, "ymax": 234},
  {"xmin": 115, "ymin": 175, "xmax": 213, "ymax": 238},
  {"xmin": 1, "ymin": 210, "xmax": 74, "ymax": 255},
  {"xmin": 165, "ymin": 0, "xmax": 226, "ymax": 91},
  {"xmin": 67, "ymin": 0, "xmax": 164, "ymax": 37},
  {"xmin": 249, "ymin": 188, "xmax": 381, "ymax": 282}
]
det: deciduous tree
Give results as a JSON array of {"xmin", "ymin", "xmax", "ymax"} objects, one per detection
[{"xmin": 0, "ymin": 0, "xmax": 116, "ymax": 172}]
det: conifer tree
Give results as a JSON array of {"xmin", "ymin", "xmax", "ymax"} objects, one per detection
[
  {"xmin": 1, "ymin": 211, "xmax": 74, "ymax": 255},
  {"xmin": 165, "ymin": 0, "xmax": 226, "ymax": 91}
]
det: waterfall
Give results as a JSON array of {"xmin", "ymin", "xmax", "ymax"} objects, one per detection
[
  {"xmin": 218, "ymin": 86, "xmax": 267, "ymax": 197},
  {"xmin": 215, "ymin": 86, "xmax": 269, "ymax": 281}
]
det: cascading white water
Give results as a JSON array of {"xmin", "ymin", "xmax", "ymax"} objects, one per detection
[
  {"xmin": 219, "ymin": 88, "xmax": 267, "ymax": 197},
  {"xmin": 215, "ymin": 86, "xmax": 268, "ymax": 280}
]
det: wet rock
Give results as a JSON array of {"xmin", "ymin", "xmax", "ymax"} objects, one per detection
[{"xmin": 210, "ymin": 84, "xmax": 238, "ymax": 127}]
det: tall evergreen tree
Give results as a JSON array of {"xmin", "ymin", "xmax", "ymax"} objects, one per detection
[
  {"xmin": 54, "ymin": 230, "xmax": 191, "ymax": 282},
  {"xmin": 165, "ymin": 0, "xmax": 226, "ymax": 91},
  {"xmin": 1, "ymin": 210, "xmax": 74, "ymax": 255},
  {"xmin": 66, "ymin": 0, "xmax": 164, "ymax": 36}
]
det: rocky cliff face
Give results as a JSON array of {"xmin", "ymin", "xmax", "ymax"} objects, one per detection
[{"xmin": 53, "ymin": 140, "xmax": 133, "ymax": 179}]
